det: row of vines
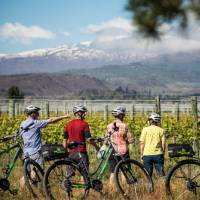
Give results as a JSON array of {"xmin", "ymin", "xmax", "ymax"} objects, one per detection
[{"xmin": 0, "ymin": 112, "xmax": 199, "ymax": 144}]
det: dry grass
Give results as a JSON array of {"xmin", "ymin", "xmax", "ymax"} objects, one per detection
[
  {"xmin": 0, "ymin": 171, "xmax": 167, "ymax": 200},
  {"xmin": 1, "ymin": 158, "xmax": 199, "ymax": 200}
]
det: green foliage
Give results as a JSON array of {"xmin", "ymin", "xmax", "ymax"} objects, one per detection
[
  {"xmin": 7, "ymin": 86, "xmax": 24, "ymax": 99},
  {"xmin": 126, "ymin": 0, "xmax": 200, "ymax": 39},
  {"xmin": 0, "ymin": 113, "xmax": 198, "ymax": 145}
]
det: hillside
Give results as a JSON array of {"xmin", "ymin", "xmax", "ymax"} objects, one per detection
[
  {"xmin": 69, "ymin": 51, "xmax": 200, "ymax": 95},
  {"xmin": 0, "ymin": 46, "xmax": 200, "ymax": 97},
  {"xmin": 0, "ymin": 73, "xmax": 109, "ymax": 97}
]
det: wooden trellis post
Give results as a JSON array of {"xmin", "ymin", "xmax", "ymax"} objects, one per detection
[
  {"xmin": 191, "ymin": 96, "xmax": 199, "ymax": 156},
  {"xmin": 191, "ymin": 96, "xmax": 198, "ymax": 138},
  {"xmin": 9, "ymin": 99, "xmax": 15, "ymax": 118},
  {"xmin": 175, "ymin": 102, "xmax": 180, "ymax": 123},
  {"xmin": 15, "ymin": 102, "xmax": 19, "ymax": 116},
  {"xmin": 155, "ymin": 96, "xmax": 161, "ymax": 115},
  {"xmin": 130, "ymin": 104, "xmax": 135, "ymax": 122},
  {"xmin": 45, "ymin": 101, "xmax": 50, "ymax": 118},
  {"xmin": 104, "ymin": 104, "xmax": 108, "ymax": 122}
]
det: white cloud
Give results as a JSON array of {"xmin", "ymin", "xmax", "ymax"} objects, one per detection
[
  {"xmin": 62, "ymin": 31, "xmax": 70, "ymax": 37},
  {"xmin": 82, "ymin": 17, "xmax": 134, "ymax": 44},
  {"xmin": 84, "ymin": 17, "xmax": 133, "ymax": 34},
  {"xmin": 81, "ymin": 16, "xmax": 200, "ymax": 55},
  {"xmin": 0, "ymin": 22, "xmax": 56, "ymax": 44}
]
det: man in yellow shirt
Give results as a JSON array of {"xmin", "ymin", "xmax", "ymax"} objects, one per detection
[{"xmin": 140, "ymin": 113, "xmax": 165, "ymax": 178}]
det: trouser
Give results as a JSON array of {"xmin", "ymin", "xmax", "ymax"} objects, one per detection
[{"xmin": 143, "ymin": 154, "xmax": 165, "ymax": 177}]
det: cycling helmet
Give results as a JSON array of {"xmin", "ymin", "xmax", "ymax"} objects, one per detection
[
  {"xmin": 72, "ymin": 105, "xmax": 88, "ymax": 114},
  {"xmin": 148, "ymin": 113, "xmax": 161, "ymax": 123},
  {"xmin": 25, "ymin": 105, "xmax": 40, "ymax": 115},
  {"xmin": 111, "ymin": 107, "xmax": 126, "ymax": 117}
]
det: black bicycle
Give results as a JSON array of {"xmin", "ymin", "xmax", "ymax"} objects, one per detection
[
  {"xmin": 0, "ymin": 132, "xmax": 45, "ymax": 198},
  {"xmin": 0, "ymin": 134, "xmax": 23, "ymax": 195},
  {"xmin": 23, "ymin": 143, "xmax": 68, "ymax": 198},
  {"xmin": 165, "ymin": 143, "xmax": 200, "ymax": 200},
  {"xmin": 43, "ymin": 137, "xmax": 154, "ymax": 200}
]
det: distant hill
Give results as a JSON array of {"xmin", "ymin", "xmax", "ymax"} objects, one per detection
[
  {"xmin": 0, "ymin": 73, "xmax": 109, "ymax": 97},
  {"xmin": 68, "ymin": 51, "xmax": 200, "ymax": 95},
  {"xmin": 0, "ymin": 46, "xmax": 200, "ymax": 97}
]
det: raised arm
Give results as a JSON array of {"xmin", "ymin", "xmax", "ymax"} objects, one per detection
[{"xmin": 47, "ymin": 114, "xmax": 70, "ymax": 124}]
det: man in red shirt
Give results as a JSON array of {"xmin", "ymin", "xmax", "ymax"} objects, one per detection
[{"xmin": 63, "ymin": 105, "xmax": 99, "ymax": 167}]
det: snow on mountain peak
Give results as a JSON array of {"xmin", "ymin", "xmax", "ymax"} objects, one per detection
[{"xmin": 0, "ymin": 43, "xmax": 157, "ymax": 74}]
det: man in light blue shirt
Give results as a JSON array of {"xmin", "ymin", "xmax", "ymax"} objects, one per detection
[{"xmin": 20, "ymin": 105, "xmax": 70, "ymax": 168}]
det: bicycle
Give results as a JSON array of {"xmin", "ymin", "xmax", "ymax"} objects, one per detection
[
  {"xmin": 0, "ymin": 133, "xmax": 23, "ymax": 195},
  {"xmin": 165, "ymin": 143, "xmax": 200, "ymax": 200},
  {"xmin": 43, "ymin": 136, "xmax": 154, "ymax": 200},
  {"xmin": 23, "ymin": 143, "xmax": 68, "ymax": 198},
  {"xmin": 0, "ymin": 131, "xmax": 45, "ymax": 198}
]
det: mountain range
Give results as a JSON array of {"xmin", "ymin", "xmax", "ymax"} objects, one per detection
[
  {"xmin": 0, "ymin": 44, "xmax": 155, "ymax": 75},
  {"xmin": 0, "ymin": 44, "xmax": 200, "ymax": 97}
]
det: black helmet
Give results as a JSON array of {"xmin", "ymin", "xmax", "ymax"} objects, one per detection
[{"xmin": 25, "ymin": 105, "xmax": 40, "ymax": 115}]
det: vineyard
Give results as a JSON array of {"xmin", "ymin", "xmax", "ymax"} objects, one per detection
[
  {"xmin": 0, "ymin": 112, "xmax": 200, "ymax": 199},
  {"xmin": 0, "ymin": 112, "xmax": 199, "ymax": 144}
]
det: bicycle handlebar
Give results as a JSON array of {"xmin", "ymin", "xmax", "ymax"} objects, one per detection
[
  {"xmin": 88, "ymin": 137, "xmax": 104, "ymax": 143},
  {"xmin": 0, "ymin": 134, "xmax": 18, "ymax": 142}
]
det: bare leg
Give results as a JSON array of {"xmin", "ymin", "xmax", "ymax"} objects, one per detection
[
  {"xmin": 19, "ymin": 176, "xmax": 25, "ymax": 188},
  {"xmin": 109, "ymin": 173, "xmax": 117, "ymax": 192}
]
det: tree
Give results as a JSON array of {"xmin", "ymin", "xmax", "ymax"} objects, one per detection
[
  {"xmin": 7, "ymin": 86, "xmax": 24, "ymax": 99},
  {"xmin": 126, "ymin": 0, "xmax": 200, "ymax": 39}
]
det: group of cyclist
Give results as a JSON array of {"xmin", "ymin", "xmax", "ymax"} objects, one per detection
[{"xmin": 19, "ymin": 104, "xmax": 165, "ymax": 189}]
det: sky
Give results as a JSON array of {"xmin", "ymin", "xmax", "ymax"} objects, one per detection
[{"xmin": 0, "ymin": 0, "xmax": 200, "ymax": 55}]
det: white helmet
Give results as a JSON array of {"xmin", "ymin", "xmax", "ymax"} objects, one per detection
[
  {"xmin": 112, "ymin": 107, "xmax": 126, "ymax": 117},
  {"xmin": 148, "ymin": 113, "xmax": 161, "ymax": 123},
  {"xmin": 25, "ymin": 105, "xmax": 40, "ymax": 115},
  {"xmin": 72, "ymin": 105, "xmax": 87, "ymax": 114}
]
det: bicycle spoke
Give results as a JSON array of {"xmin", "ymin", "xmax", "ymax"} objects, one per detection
[
  {"xmin": 166, "ymin": 160, "xmax": 200, "ymax": 200},
  {"xmin": 44, "ymin": 160, "xmax": 88, "ymax": 200},
  {"xmin": 24, "ymin": 159, "xmax": 44, "ymax": 198},
  {"xmin": 115, "ymin": 159, "xmax": 153, "ymax": 199}
]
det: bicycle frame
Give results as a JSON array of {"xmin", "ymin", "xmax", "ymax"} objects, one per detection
[
  {"xmin": 71, "ymin": 142, "xmax": 116, "ymax": 190},
  {"xmin": 0, "ymin": 143, "xmax": 22, "ymax": 179}
]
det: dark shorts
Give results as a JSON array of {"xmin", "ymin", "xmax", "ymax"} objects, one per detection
[
  {"xmin": 143, "ymin": 154, "xmax": 165, "ymax": 177},
  {"xmin": 109, "ymin": 152, "xmax": 130, "ymax": 173},
  {"xmin": 68, "ymin": 152, "xmax": 89, "ymax": 168}
]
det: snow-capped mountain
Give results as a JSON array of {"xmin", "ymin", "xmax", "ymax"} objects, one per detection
[{"xmin": 0, "ymin": 44, "xmax": 156, "ymax": 75}]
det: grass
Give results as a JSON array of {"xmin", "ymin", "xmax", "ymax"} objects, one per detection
[
  {"xmin": 0, "ymin": 165, "xmax": 199, "ymax": 200},
  {"xmin": 0, "ymin": 139, "xmax": 199, "ymax": 199}
]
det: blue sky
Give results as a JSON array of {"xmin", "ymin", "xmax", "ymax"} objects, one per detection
[
  {"xmin": 0, "ymin": 0, "xmax": 130, "ymax": 53},
  {"xmin": 0, "ymin": 0, "xmax": 200, "ymax": 54}
]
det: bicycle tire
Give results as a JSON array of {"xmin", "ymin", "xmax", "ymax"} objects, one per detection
[
  {"xmin": 23, "ymin": 158, "xmax": 45, "ymax": 198},
  {"xmin": 165, "ymin": 159, "xmax": 200, "ymax": 200},
  {"xmin": 114, "ymin": 159, "xmax": 154, "ymax": 199},
  {"xmin": 43, "ymin": 159, "xmax": 89, "ymax": 200}
]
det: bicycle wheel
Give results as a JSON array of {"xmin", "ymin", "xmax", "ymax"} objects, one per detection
[
  {"xmin": 23, "ymin": 158, "xmax": 44, "ymax": 198},
  {"xmin": 44, "ymin": 159, "xmax": 89, "ymax": 200},
  {"xmin": 114, "ymin": 159, "xmax": 154, "ymax": 199},
  {"xmin": 166, "ymin": 159, "xmax": 200, "ymax": 200}
]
